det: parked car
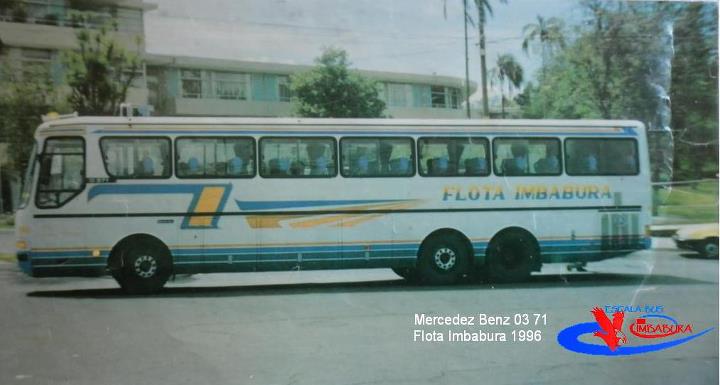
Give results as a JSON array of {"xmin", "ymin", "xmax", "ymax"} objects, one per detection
[{"xmin": 673, "ymin": 224, "xmax": 719, "ymax": 258}]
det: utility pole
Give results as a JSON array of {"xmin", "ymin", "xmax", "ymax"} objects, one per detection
[
  {"xmin": 478, "ymin": 7, "xmax": 489, "ymax": 117},
  {"xmin": 463, "ymin": 0, "xmax": 471, "ymax": 118}
]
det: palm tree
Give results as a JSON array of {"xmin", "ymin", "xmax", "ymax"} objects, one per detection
[
  {"xmin": 475, "ymin": 0, "xmax": 507, "ymax": 118},
  {"xmin": 493, "ymin": 54, "xmax": 523, "ymax": 118},
  {"xmin": 521, "ymin": 15, "xmax": 565, "ymax": 79},
  {"xmin": 444, "ymin": 0, "xmax": 508, "ymax": 118}
]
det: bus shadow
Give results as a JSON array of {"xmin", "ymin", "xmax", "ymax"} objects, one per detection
[{"xmin": 26, "ymin": 272, "xmax": 715, "ymax": 299}]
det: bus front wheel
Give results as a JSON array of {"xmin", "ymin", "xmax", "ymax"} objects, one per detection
[
  {"xmin": 112, "ymin": 239, "xmax": 172, "ymax": 295},
  {"xmin": 486, "ymin": 230, "xmax": 538, "ymax": 283},
  {"xmin": 417, "ymin": 234, "xmax": 469, "ymax": 285}
]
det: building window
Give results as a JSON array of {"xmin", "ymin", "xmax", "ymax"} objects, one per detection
[
  {"xmin": 388, "ymin": 83, "xmax": 408, "ymax": 107},
  {"xmin": 181, "ymin": 70, "xmax": 203, "ymax": 98},
  {"xmin": 449, "ymin": 88, "xmax": 460, "ymax": 109},
  {"xmin": 214, "ymin": 72, "xmax": 247, "ymax": 100},
  {"xmin": 431, "ymin": 86, "xmax": 446, "ymax": 108},
  {"xmin": 278, "ymin": 76, "xmax": 292, "ymax": 102}
]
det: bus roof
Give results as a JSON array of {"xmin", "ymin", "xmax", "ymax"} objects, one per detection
[{"xmin": 36, "ymin": 116, "xmax": 645, "ymax": 135}]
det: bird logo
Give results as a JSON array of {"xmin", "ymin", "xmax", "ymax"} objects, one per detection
[{"xmin": 591, "ymin": 307, "xmax": 628, "ymax": 351}]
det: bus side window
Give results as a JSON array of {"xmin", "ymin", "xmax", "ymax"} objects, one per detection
[
  {"xmin": 341, "ymin": 137, "xmax": 414, "ymax": 177},
  {"xmin": 101, "ymin": 138, "xmax": 171, "ymax": 179},
  {"xmin": 418, "ymin": 137, "xmax": 489, "ymax": 177},
  {"xmin": 176, "ymin": 137, "xmax": 255, "ymax": 178},
  {"xmin": 260, "ymin": 137, "xmax": 336, "ymax": 178},
  {"xmin": 565, "ymin": 138, "xmax": 638, "ymax": 176},
  {"xmin": 493, "ymin": 138, "xmax": 560, "ymax": 176}
]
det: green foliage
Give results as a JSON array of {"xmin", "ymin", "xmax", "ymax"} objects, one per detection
[
  {"xmin": 522, "ymin": 16, "xmax": 565, "ymax": 56},
  {"xmin": 63, "ymin": 17, "xmax": 142, "ymax": 115},
  {"xmin": 517, "ymin": 2, "xmax": 718, "ymax": 180},
  {"xmin": 670, "ymin": 3, "xmax": 718, "ymax": 180},
  {"xmin": 491, "ymin": 54, "xmax": 523, "ymax": 118},
  {"xmin": 0, "ymin": 66, "xmax": 55, "ymax": 177},
  {"xmin": 290, "ymin": 48, "xmax": 385, "ymax": 118}
]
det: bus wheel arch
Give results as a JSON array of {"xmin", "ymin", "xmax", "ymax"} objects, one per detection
[
  {"xmin": 108, "ymin": 234, "xmax": 173, "ymax": 294},
  {"xmin": 415, "ymin": 228, "xmax": 473, "ymax": 285},
  {"xmin": 485, "ymin": 227, "xmax": 540, "ymax": 283}
]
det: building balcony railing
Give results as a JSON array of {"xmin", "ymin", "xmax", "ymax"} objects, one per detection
[{"xmin": 0, "ymin": 2, "xmax": 143, "ymax": 35}]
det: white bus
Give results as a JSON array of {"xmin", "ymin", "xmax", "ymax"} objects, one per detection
[{"xmin": 14, "ymin": 117, "xmax": 652, "ymax": 294}]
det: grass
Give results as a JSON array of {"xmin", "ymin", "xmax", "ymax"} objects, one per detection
[
  {"xmin": 0, "ymin": 253, "xmax": 15, "ymax": 263},
  {"xmin": 656, "ymin": 180, "xmax": 718, "ymax": 223}
]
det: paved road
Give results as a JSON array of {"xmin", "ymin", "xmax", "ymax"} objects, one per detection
[{"xmin": 0, "ymin": 244, "xmax": 717, "ymax": 385}]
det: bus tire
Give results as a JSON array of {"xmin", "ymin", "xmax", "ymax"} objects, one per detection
[
  {"xmin": 417, "ymin": 234, "xmax": 469, "ymax": 285},
  {"xmin": 113, "ymin": 237, "xmax": 172, "ymax": 295},
  {"xmin": 486, "ymin": 229, "xmax": 538, "ymax": 283},
  {"xmin": 700, "ymin": 238, "xmax": 719, "ymax": 258}
]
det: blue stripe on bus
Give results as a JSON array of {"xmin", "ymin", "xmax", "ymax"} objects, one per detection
[{"xmin": 25, "ymin": 238, "xmax": 647, "ymax": 269}]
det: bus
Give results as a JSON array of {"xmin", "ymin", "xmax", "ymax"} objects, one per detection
[{"xmin": 14, "ymin": 117, "xmax": 652, "ymax": 294}]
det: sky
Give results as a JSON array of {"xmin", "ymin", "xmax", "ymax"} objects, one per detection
[{"xmin": 143, "ymin": 0, "xmax": 583, "ymax": 102}]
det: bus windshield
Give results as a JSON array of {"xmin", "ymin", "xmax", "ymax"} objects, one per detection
[{"xmin": 35, "ymin": 138, "xmax": 85, "ymax": 209}]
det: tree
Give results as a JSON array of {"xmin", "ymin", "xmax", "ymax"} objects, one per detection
[
  {"xmin": 522, "ymin": 15, "xmax": 565, "ymax": 79},
  {"xmin": 491, "ymin": 54, "xmax": 523, "ymax": 118},
  {"xmin": 670, "ymin": 3, "xmax": 718, "ymax": 180},
  {"xmin": 63, "ymin": 18, "xmax": 142, "ymax": 115},
  {"xmin": 290, "ymin": 48, "xmax": 385, "ymax": 118},
  {"xmin": 517, "ymin": 1, "xmax": 680, "ymax": 182},
  {"xmin": 474, "ymin": 0, "xmax": 508, "ymax": 118},
  {"xmin": 0, "ymin": 64, "xmax": 55, "ymax": 193}
]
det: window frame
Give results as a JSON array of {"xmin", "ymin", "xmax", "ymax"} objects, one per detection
[
  {"xmin": 259, "ymin": 136, "xmax": 338, "ymax": 179},
  {"xmin": 340, "ymin": 136, "xmax": 416, "ymax": 178},
  {"xmin": 431, "ymin": 85, "xmax": 447, "ymax": 108},
  {"xmin": 492, "ymin": 136, "xmax": 563, "ymax": 177},
  {"xmin": 175, "ymin": 136, "xmax": 257, "ymax": 179},
  {"xmin": 99, "ymin": 136, "xmax": 173, "ymax": 180},
  {"xmin": 35, "ymin": 136, "xmax": 86, "ymax": 210},
  {"xmin": 180, "ymin": 69, "xmax": 203, "ymax": 99},
  {"xmin": 417, "ymin": 136, "xmax": 491, "ymax": 177},
  {"xmin": 564, "ymin": 137, "xmax": 640, "ymax": 176}
]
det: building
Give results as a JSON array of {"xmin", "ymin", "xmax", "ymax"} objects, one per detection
[
  {"xmin": 146, "ymin": 54, "xmax": 475, "ymax": 119},
  {"xmin": 0, "ymin": 0, "xmax": 153, "ymax": 106},
  {"xmin": 0, "ymin": 0, "xmax": 475, "ymax": 212}
]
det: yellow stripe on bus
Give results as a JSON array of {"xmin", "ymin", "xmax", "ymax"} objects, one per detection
[{"xmin": 188, "ymin": 186, "xmax": 226, "ymax": 227}]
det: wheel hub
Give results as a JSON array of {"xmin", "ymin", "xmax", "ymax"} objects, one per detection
[
  {"xmin": 705, "ymin": 242, "xmax": 718, "ymax": 257},
  {"xmin": 434, "ymin": 247, "xmax": 456, "ymax": 271},
  {"xmin": 134, "ymin": 255, "xmax": 157, "ymax": 278}
]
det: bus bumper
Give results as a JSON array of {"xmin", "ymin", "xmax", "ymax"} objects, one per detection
[{"xmin": 16, "ymin": 252, "xmax": 32, "ymax": 275}]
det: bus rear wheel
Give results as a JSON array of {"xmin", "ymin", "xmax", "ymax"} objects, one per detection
[
  {"xmin": 417, "ymin": 235, "xmax": 469, "ymax": 285},
  {"xmin": 486, "ymin": 230, "xmax": 537, "ymax": 283},
  {"xmin": 113, "ymin": 240, "xmax": 172, "ymax": 295}
]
